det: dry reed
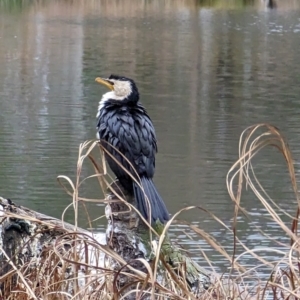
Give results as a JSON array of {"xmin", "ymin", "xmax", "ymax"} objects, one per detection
[{"xmin": 0, "ymin": 123, "xmax": 299, "ymax": 299}]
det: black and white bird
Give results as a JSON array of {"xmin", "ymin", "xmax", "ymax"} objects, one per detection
[{"xmin": 95, "ymin": 74, "xmax": 170, "ymax": 224}]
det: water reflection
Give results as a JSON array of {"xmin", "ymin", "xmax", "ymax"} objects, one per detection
[{"xmin": 0, "ymin": 0, "xmax": 300, "ymax": 275}]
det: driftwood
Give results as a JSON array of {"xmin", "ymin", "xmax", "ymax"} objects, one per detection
[{"xmin": 0, "ymin": 182, "xmax": 240, "ymax": 299}]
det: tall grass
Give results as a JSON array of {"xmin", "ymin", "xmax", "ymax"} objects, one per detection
[{"xmin": 0, "ymin": 123, "xmax": 300, "ymax": 299}]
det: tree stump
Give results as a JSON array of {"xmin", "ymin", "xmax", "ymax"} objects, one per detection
[{"xmin": 103, "ymin": 181, "xmax": 211, "ymax": 295}]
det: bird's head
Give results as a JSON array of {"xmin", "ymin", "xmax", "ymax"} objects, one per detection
[{"xmin": 95, "ymin": 74, "xmax": 139, "ymax": 103}]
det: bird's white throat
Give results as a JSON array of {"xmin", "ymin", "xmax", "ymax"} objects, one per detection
[{"xmin": 96, "ymin": 91, "xmax": 123, "ymax": 118}]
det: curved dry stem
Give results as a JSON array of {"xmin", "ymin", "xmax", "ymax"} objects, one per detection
[
  {"xmin": 227, "ymin": 124, "xmax": 300, "ymax": 244},
  {"xmin": 226, "ymin": 123, "xmax": 300, "ymax": 296}
]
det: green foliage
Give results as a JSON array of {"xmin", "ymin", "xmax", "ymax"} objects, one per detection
[
  {"xmin": 0, "ymin": 0, "xmax": 29, "ymax": 13},
  {"xmin": 196, "ymin": 0, "xmax": 255, "ymax": 8}
]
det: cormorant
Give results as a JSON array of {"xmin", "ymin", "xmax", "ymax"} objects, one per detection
[{"xmin": 95, "ymin": 74, "xmax": 170, "ymax": 224}]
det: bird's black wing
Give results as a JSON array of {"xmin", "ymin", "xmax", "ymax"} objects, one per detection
[{"xmin": 97, "ymin": 104, "xmax": 157, "ymax": 180}]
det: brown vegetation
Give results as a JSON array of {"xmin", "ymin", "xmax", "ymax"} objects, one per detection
[{"xmin": 0, "ymin": 124, "xmax": 300, "ymax": 299}]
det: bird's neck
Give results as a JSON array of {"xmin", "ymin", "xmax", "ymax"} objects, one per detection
[{"xmin": 97, "ymin": 91, "xmax": 139, "ymax": 115}]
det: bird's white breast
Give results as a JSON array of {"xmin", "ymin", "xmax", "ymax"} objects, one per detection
[
  {"xmin": 96, "ymin": 91, "xmax": 125, "ymax": 118},
  {"xmin": 96, "ymin": 92, "xmax": 112, "ymax": 118}
]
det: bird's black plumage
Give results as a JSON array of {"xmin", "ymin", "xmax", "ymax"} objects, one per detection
[{"xmin": 96, "ymin": 75, "xmax": 169, "ymax": 224}]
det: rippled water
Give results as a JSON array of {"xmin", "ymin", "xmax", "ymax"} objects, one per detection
[{"xmin": 0, "ymin": 0, "xmax": 300, "ymax": 276}]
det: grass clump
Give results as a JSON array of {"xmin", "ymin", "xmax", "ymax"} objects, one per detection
[{"xmin": 0, "ymin": 123, "xmax": 300, "ymax": 299}]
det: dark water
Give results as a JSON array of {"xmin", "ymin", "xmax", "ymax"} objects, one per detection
[{"xmin": 1, "ymin": 0, "xmax": 300, "ymax": 276}]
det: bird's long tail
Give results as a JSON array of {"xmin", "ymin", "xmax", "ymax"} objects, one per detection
[{"xmin": 133, "ymin": 177, "xmax": 170, "ymax": 224}]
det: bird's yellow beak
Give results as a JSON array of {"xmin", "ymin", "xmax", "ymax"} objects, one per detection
[{"xmin": 95, "ymin": 77, "xmax": 114, "ymax": 91}]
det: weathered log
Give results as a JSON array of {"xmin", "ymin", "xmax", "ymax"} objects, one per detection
[{"xmin": 0, "ymin": 197, "xmax": 91, "ymax": 297}]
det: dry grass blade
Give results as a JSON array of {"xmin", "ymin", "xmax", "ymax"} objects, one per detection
[
  {"xmin": 0, "ymin": 246, "xmax": 38, "ymax": 299},
  {"xmin": 227, "ymin": 124, "xmax": 300, "ymax": 247},
  {"xmin": 96, "ymin": 141, "xmax": 156, "ymax": 231},
  {"xmin": 226, "ymin": 123, "xmax": 300, "ymax": 297}
]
